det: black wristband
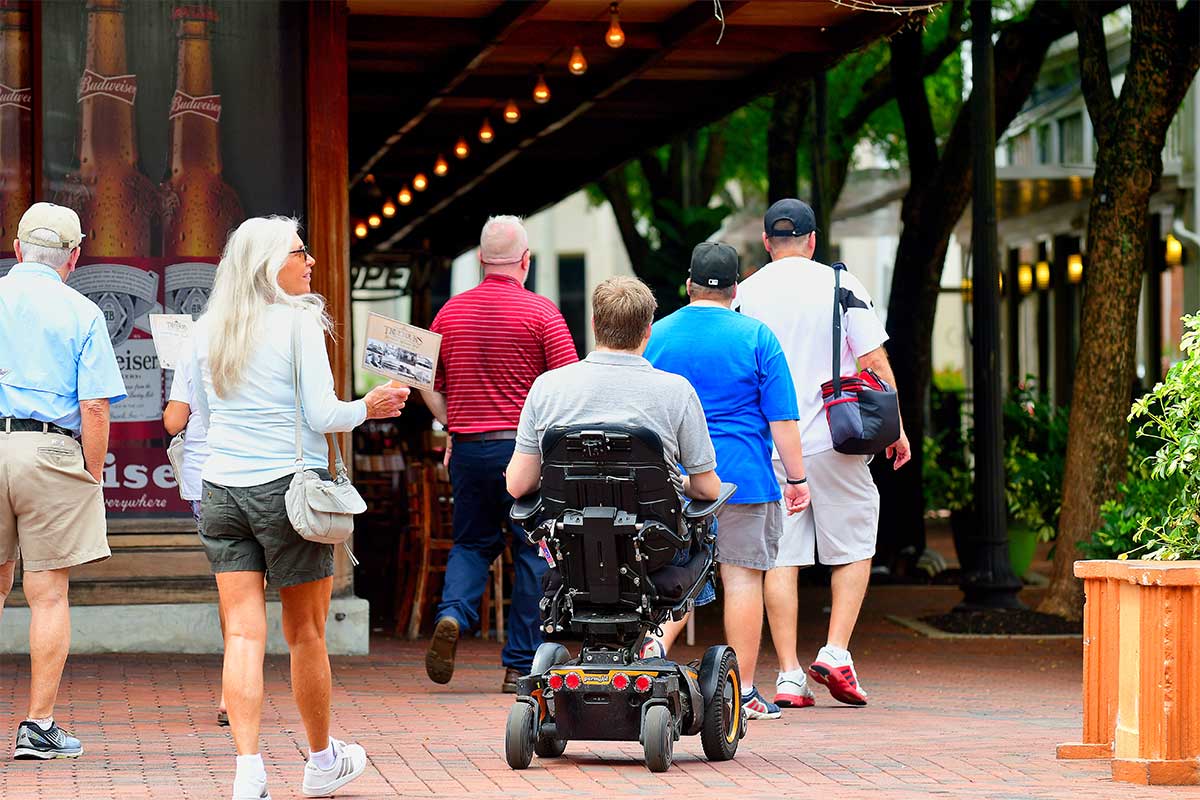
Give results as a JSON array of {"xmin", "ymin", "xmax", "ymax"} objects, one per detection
[{"xmin": 786, "ymin": 476, "xmax": 807, "ymax": 485}]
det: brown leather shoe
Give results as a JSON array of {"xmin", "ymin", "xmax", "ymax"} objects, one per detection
[
  {"xmin": 502, "ymin": 667, "xmax": 521, "ymax": 694},
  {"xmin": 425, "ymin": 616, "xmax": 460, "ymax": 684}
]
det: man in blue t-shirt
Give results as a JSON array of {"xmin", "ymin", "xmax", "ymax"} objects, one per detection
[{"xmin": 644, "ymin": 242, "xmax": 811, "ymax": 721}]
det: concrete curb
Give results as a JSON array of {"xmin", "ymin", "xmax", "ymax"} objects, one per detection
[
  {"xmin": 887, "ymin": 614, "xmax": 1082, "ymax": 640},
  {"xmin": 0, "ymin": 597, "xmax": 370, "ymax": 655}
]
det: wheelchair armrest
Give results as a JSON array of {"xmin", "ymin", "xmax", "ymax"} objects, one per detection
[
  {"xmin": 510, "ymin": 492, "xmax": 543, "ymax": 524},
  {"xmin": 682, "ymin": 482, "xmax": 737, "ymax": 520}
]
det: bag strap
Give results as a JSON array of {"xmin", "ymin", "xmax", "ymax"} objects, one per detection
[
  {"xmin": 291, "ymin": 315, "xmax": 348, "ymax": 477},
  {"xmin": 830, "ymin": 261, "xmax": 847, "ymax": 398}
]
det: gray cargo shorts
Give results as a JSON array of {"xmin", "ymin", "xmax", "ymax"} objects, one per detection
[{"xmin": 199, "ymin": 472, "xmax": 335, "ymax": 588}]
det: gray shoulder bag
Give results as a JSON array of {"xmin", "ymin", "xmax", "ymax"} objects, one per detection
[{"xmin": 284, "ymin": 317, "xmax": 365, "ymax": 565}]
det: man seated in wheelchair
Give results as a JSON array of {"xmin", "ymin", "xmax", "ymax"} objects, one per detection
[{"xmin": 502, "ymin": 277, "xmax": 743, "ymax": 771}]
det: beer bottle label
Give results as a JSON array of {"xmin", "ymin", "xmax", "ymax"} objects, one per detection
[
  {"xmin": 77, "ymin": 69, "xmax": 137, "ymax": 106},
  {"xmin": 0, "ymin": 85, "xmax": 30, "ymax": 111},
  {"xmin": 168, "ymin": 90, "xmax": 221, "ymax": 123}
]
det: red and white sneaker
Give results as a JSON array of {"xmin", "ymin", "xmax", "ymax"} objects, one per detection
[
  {"xmin": 774, "ymin": 668, "xmax": 815, "ymax": 708},
  {"xmin": 638, "ymin": 636, "xmax": 665, "ymax": 660},
  {"xmin": 808, "ymin": 646, "xmax": 868, "ymax": 706}
]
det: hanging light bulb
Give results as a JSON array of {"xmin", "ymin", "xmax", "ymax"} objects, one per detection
[
  {"xmin": 1035, "ymin": 260, "xmax": 1051, "ymax": 290},
  {"xmin": 478, "ymin": 118, "xmax": 495, "ymax": 143},
  {"xmin": 367, "ymin": 214, "xmax": 381, "ymax": 229},
  {"xmin": 454, "ymin": 138, "xmax": 469, "ymax": 159},
  {"xmin": 381, "ymin": 200, "xmax": 396, "ymax": 218},
  {"xmin": 568, "ymin": 45, "xmax": 588, "ymax": 76},
  {"xmin": 606, "ymin": 2, "xmax": 625, "ymax": 48},
  {"xmin": 413, "ymin": 173, "xmax": 428, "ymax": 191},
  {"xmin": 1017, "ymin": 263, "xmax": 1033, "ymax": 294},
  {"xmin": 434, "ymin": 155, "xmax": 449, "ymax": 176},
  {"xmin": 397, "ymin": 186, "xmax": 412, "ymax": 205},
  {"xmin": 354, "ymin": 221, "xmax": 368, "ymax": 239},
  {"xmin": 533, "ymin": 73, "xmax": 551, "ymax": 104},
  {"xmin": 1067, "ymin": 254, "xmax": 1084, "ymax": 284},
  {"xmin": 503, "ymin": 99, "xmax": 520, "ymax": 123}
]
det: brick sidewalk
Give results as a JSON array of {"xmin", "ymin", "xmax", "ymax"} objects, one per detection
[{"xmin": 1, "ymin": 585, "xmax": 1193, "ymax": 799}]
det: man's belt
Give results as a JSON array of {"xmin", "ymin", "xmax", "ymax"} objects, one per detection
[
  {"xmin": 452, "ymin": 430, "xmax": 518, "ymax": 442},
  {"xmin": 2, "ymin": 418, "xmax": 76, "ymax": 437}
]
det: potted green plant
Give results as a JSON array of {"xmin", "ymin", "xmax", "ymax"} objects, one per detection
[
  {"xmin": 1061, "ymin": 313, "xmax": 1200, "ymax": 784},
  {"xmin": 1002, "ymin": 384, "xmax": 1068, "ymax": 575}
]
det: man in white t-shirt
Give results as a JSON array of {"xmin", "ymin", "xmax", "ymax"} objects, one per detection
[{"xmin": 737, "ymin": 198, "xmax": 910, "ymax": 709}]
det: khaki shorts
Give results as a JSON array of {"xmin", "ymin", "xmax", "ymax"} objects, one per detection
[
  {"xmin": 0, "ymin": 430, "xmax": 110, "ymax": 571},
  {"xmin": 714, "ymin": 502, "xmax": 782, "ymax": 571},
  {"xmin": 773, "ymin": 450, "xmax": 879, "ymax": 568}
]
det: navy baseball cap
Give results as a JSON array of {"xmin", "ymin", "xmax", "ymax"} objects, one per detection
[
  {"xmin": 764, "ymin": 198, "xmax": 817, "ymax": 237},
  {"xmin": 689, "ymin": 242, "xmax": 739, "ymax": 288}
]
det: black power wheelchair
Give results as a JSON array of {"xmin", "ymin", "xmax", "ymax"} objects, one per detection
[{"xmin": 503, "ymin": 425, "xmax": 744, "ymax": 773}]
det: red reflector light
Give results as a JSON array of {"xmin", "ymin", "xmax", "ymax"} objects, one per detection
[
  {"xmin": 633, "ymin": 675, "xmax": 652, "ymax": 693},
  {"xmin": 564, "ymin": 672, "xmax": 582, "ymax": 690},
  {"xmin": 547, "ymin": 674, "xmax": 564, "ymax": 691},
  {"xmin": 611, "ymin": 673, "xmax": 630, "ymax": 690}
]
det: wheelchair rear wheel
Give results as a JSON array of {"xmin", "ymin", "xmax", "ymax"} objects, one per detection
[
  {"xmin": 642, "ymin": 705, "xmax": 674, "ymax": 773},
  {"xmin": 699, "ymin": 648, "xmax": 742, "ymax": 761},
  {"xmin": 531, "ymin": 642, "xmax": 570, "ymax": 758},
  {"xmin": 505, "ymin": 702, "xmax": 535, "ymax": 770}
]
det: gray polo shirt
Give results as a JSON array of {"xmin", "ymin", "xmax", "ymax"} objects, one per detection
[{"xmin": 515, "ymin": 351, "xmax": 717, "ymax": 489}]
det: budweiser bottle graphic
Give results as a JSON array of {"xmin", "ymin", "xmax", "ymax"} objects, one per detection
[
  {"xmin": 0, "ymin": 0, "xmax": 31, "ymax": 249},
  {"xmin": 162, "ymin": 4, "xmax": 242, "ymax": 258},
  {"xmin": 63, "ymin": 0, "xmax": 156, "ymax": 257}
]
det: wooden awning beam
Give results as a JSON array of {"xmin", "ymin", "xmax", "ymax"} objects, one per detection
[
  {"xmin": 348, "ymin": 0, "xmax": 549, "ymax": 189},
  {"xmin": 374, "ymin": 0, "xmax": 749, "ymax": 251}
]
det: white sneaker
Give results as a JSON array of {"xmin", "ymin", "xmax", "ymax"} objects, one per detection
[
  {"xmin": 231, "ymin": 773, "xmax": 270, "ymax": 800},
  {"xmin": 639, "ymin": 636, "xmax": 665, "ymax": 660},
  {"xmin": 774, "ymin": 668, "xmax": 816, "ymax": 708},
  {"xmin": 301, "ymin": 739, "xmax": 367, "ymax": 797}
]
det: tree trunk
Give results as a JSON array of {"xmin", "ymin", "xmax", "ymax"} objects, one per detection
[
  {"xmin": 767, "ymin": 79, "xmax": 809, "ymax": 203},
  {"xmin": 598, "ymin": 167, "xmax": 649, "ymax": 276},
  {"xmin": 873, "ymin": 0, "xmax": 1083, "ymax": 572},
  {"xmin": 1039, "ymin": 0, "xmax": 1199, "ymax": 620}
]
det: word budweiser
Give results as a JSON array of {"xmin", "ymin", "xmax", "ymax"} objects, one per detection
[
  {"xmin": 168, "ymin": 91, "xmax": 222, "ymax": 122},
  {"xmin": 0, "ymin": 84, "xmax": 31, "ymax": 111},
  {"xmin": 78, "ymin": 69, "xmax": 138, "ymax": 105}
]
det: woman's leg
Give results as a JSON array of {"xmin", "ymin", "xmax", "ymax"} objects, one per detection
[
  {"xmin": 279, "ymin": 575, "xmax": 333, "ymax": 753},
  {"xmin": 216, "ymin": 571, "xmax": 268, "ymax": 755}
]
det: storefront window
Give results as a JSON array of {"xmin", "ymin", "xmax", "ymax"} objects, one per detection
[{"xmin": 25, "ymin": 0, "xmax": 305, "ymax": 517}]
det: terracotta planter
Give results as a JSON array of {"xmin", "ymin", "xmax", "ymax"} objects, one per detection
[{"xmin": 1057, "ymin": 560, "xmax": 1200, "ymax": 785}]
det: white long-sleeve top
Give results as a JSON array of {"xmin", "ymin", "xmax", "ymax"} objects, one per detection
[{"xmin": 191, "ymin": 304, "xmax": 367, "ymax": 487}]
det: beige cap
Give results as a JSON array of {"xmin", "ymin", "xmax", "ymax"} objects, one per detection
[{"xmin": 17, "ymin": 202, "xmax": 85, "ymax": 250}]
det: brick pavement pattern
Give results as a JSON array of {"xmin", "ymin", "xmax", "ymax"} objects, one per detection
[{"xmin": 2, "ymin": 586, "xmax": 1195, "ymax": 799}]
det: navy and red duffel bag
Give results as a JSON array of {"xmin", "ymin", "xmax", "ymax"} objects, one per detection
[{"xmin": 820, "ymin": 262, "xmax": 900, "ymax": 455}]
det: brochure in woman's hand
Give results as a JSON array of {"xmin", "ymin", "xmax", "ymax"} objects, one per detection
[{"xmin": 361, "ymin": 311, "xmax": 442, "ymax": 391}]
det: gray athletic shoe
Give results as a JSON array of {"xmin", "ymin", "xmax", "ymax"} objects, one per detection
[
  {"xmin": 13, "ymin": 720, "xmax": 83, "ymax": 759},
  {"xmin": 301, "ymin": 739, "xmax": 366, "ymax": 797}
]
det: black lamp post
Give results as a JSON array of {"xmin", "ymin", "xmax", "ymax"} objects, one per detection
[{"xmin": 959, "ymin": 0, "xmax": 1023, "ymax": 610}]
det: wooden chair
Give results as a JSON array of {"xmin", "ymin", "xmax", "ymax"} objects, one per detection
[{"xmin": 403, "ymin": 462, "xmax": 508, "ymax": 641}]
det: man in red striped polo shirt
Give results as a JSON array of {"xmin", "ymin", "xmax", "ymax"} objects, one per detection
[{"xmin": 420, "ymin": 215, "xmax": 579, "ymax": 693}]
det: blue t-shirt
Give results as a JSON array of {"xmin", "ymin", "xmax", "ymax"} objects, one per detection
[{"xmin": 645, "ymin": 304, "xmax": 798, "ymax": 504}]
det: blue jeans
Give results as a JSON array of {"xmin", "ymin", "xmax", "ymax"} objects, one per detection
[{"xmin": 435, "ymin": 439, "xmax": 547, "ymax": 672}]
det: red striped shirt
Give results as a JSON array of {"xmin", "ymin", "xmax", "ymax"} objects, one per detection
[{"xmin": 432, "ymin": 274, "xmax": 579, "ymax": 433}]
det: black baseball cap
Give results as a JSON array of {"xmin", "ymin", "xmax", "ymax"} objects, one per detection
[
  {"xmin": 764, "ymin": 198, "xmax": 817, "ymax": 237},
  {"xmin": 689, "ymin": 241, "xmax": 739, "ymax": 288}
]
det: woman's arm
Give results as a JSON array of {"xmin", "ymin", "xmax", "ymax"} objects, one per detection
[
  {"xmin": 296, "ymin": 313, "xmax": 369, "ymax": 433},
  {"xmin": 163, "ymin": 400, "xmax": 190, "ymax": 436}
]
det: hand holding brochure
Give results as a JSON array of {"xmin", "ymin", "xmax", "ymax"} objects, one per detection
[{"xmin": 362, "ymin": 312, "xmax": 442, "ymax": 391}]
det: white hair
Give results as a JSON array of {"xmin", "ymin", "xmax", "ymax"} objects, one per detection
[
  {"xmin": 205, "ymin": 216, "xmax": 328, "ymax": 398},
  {"xmin": 20, "ymin": 232, "xmax": 74, "ymax": 270},
  {"xmin": 479, "ymin": 215, "xmax": 528, "ymax": 264}
]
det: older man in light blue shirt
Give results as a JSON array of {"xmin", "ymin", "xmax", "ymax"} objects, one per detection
[{"xmin": 0, "ymin": 202, "xmax": 126, "ymax": 761}]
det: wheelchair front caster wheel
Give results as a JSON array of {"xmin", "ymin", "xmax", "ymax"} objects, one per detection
[
  {"xmin": 505, "ymin": 702, "xmax": 535, "ymax": 769},
  {"xmin": 642, "ymin": 705, "xmax": 674, "ymax": 773}
]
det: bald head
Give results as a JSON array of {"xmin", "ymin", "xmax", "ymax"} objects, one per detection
[{"xmin": 479, "ymin": 215, "xmax": 529, "ymax": 274}]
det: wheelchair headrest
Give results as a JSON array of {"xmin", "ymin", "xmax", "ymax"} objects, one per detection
[{"xmin": 541, "ymin": 425, "xmax": 665, "ymax": 467}]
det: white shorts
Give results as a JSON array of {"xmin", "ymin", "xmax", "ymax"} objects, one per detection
[{"xmin": 772, "ymin": 450, "xmax": 879, "ymax": 568}]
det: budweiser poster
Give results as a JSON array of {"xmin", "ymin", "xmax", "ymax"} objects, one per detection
[{"xmin": 36, "ymin": 0, "xmax": 305, "ymax": 518}]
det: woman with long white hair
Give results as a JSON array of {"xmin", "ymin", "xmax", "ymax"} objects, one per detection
[{"xmin": 189, "ymin": 216, "xmax": 409, "ymax": 799}]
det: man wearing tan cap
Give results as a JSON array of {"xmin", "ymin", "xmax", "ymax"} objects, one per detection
[{"xmin": 0, "ymin": 202, "xmax": 126, "ymax": 760}]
